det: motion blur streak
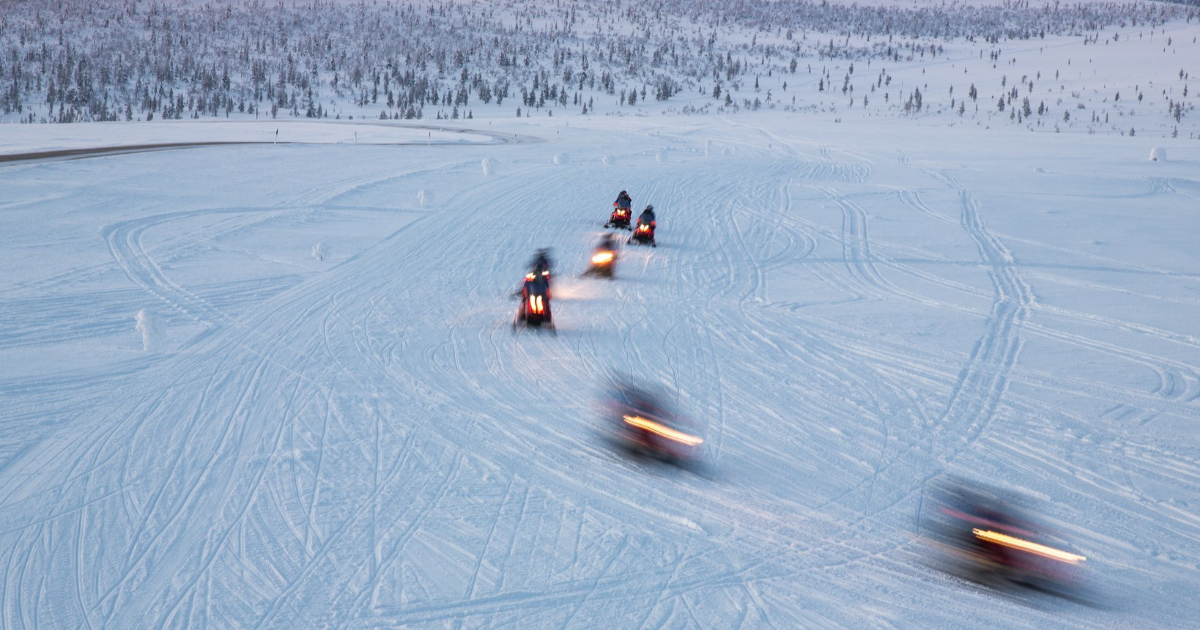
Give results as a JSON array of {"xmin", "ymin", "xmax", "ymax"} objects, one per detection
[
  {"xmin": 972, "ymin": 529, "xmax": 1087, "ymax": 564},
  {"xmin": 623, "ymin": 415, "xmax": 704, "ymax": 446}
]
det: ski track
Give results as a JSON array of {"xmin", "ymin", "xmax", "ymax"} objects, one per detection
[{"xmin": 0, "ymin": 123, "xmax": 1197, "ymax": 629}]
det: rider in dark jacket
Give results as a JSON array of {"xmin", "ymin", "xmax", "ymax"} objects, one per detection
[
  {"xmin": 614, "ymin": 190, "xmax": 632, "ymax": 211},
  {"xmin": 637, "ymin": 205, "xmax": 656, "ymax": 230},
  {"xmin": 530, "ymin": 248, "xmax": 553, "ymax": 278}
]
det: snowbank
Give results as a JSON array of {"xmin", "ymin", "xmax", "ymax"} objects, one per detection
[
  {"xmin": 0, "ymin": 121, "xmax": 492, "ymax": 156},
  {"xmin": 135, "ymin": 309, "xmax": 159, "ymax": 351}
]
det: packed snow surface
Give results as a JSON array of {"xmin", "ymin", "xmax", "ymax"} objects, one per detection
[{"xmin": 2, "ymin": 110, "xmax": 1198, "ymax": 628}]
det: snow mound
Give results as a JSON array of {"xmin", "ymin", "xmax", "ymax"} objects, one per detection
[
  {"xmin": 655, "ymin": 150, "xmax": 668, "ymax": 162},
  {"xmin": 418, "ymin": 189, "xmax": 433, "ymax": 208},
  {"xmin": 602, "ymin": 155, "xmax": 615, "ymax": 165},
  {"xmin": 554, "ymin": 153, "xmax": 570, "ymax": 165},
  {"xmin": 482, "ymin": 157, "xmax": 495, "ymax": 175},
  {"xmin": 135, "ymin": 309, "xmax": 159, "ymax": 351},
  {"xmin": 1149, "ymin": 147, "xmax": 1167, "ymax": 162},
  {"xmin": 312, "ymin": 243, "xmax": 328, "ymax": 261}
]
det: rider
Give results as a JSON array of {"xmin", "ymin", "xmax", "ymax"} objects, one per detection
[
  {"xmin": 614, "ymin": 190, "xmax": 632, "ymax": 212},
  {"xmin": 637, "ymin": 205, "xmax": 656, "ymax": 232},
  {"xmin": 596, "ymin": 232, "xmax": 617, "ymax": 252},
  {"xmin": 530, "ymin": 248, "xmax": 553, "ymax": 279}
]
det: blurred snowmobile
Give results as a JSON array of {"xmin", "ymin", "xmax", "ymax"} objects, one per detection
[
  {"xmin": 628, "ymin": 205, "xmax": 656, "ymax": 247},
  {"xmin": 513, "ymin": 268, "xmax": 555, "ymax": 332},
  {"xmin": 601, "ymin": 380, "xmax": 703, "ymax": 466},
  {"xmin": 919, "ymin": 478, "xmax": 1088, "ymax": 598},
  {"xmin": 582, "ymin": 234, "xmax": 618, "ymax": 279}
]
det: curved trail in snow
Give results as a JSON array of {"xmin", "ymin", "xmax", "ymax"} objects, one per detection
[{"xmin": 0, "ymin": 122, "xmax": 542, "ymax": 165}]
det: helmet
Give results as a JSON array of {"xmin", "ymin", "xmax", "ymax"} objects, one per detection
[
  {"xmin": 620, "ymin": 190, "xmax": 627, "ymax": 195},
  {"xmin": 644, "ymin": 205, "xmax": 654, "ymax": 211}
]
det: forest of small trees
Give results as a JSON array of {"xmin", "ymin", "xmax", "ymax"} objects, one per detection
[{"xmin": 0, "ymin": 0, "xmax": 1192, "ymax": 124}]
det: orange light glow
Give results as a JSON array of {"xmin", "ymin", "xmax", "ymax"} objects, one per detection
[
  {"xmin": 592, "ymin": 252, "xmax": 614, "ymax": 264},
  {"xmin": 525, "ymin": 273, "xmax": 536, "ymax": 280},
  {"xmin": 972, "ymin": 529, "xmax": 1087, "ymax": 564},
  {"xmin": 529, "ymin": 295, "xmax": 544, "ymax": 314},
  {"xmin": 622, "ymin": 415, "xmax": 703, "ymax": 446}
]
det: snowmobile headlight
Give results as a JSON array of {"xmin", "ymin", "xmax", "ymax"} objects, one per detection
[
  {"xmin": 592, "ymin": 252, "xmax": 614, "ymax": 264},
  {"xmin": 972, "ymin": 529, "xmax": 1086, "ymax": 564},
  {"xmin": 622, "ymin": 415, "xmax": 703, "ymax": 446}
]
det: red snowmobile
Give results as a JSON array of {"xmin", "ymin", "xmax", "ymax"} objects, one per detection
[
  {"xmin": 606, "ymin": 206, "xmax": 632, "ymax": 230},
  {"xmin": 607, "ymin": 191, "xmax": 634, "ymax": 229},
  {"xmin": 513, "ymin": 272, "xmax": 554, "ymax": 332},
  {"xmin": 629, "ymin": 220, "xmax": 656, "ymax": 247}
]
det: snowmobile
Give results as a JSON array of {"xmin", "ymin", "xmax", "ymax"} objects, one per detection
[
  {"xmin": 607, "ymin": 191, "xmax": 634, "ymax": 229},
  {"xmin": 605, "ymin": 206, "xmax": 632, "ymax": 230},
  {"xmin": 628, "ymin": 220, "xmax": 656, "ymax": 247},
  {"xmin": 513, "ymin": 272, "xmax": 555, "ymax": 332},
  {"xmin": 920, "ymin": 478, "xmax": 1087, "ymax": 598},
  {"xmin": 603, "ymin": 382, "xmax": 702, "ymax": 465},
  {"xmin": 582, "ymin": 238, "xmax": 618, "ymax": 279}
]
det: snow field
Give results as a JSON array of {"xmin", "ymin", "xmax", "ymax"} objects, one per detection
[{"xmin": 0, "ymin": 113, "xmax": 1198, "ymax": 629}]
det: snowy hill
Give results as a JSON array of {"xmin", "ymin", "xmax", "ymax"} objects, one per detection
[
  {"xmin": 1, "ymin": 0, "xmax": 1198, "ymax": 138},
  {"xmin": 2, "ymin": 2, "xmax": 1200, "ymax": 629}
]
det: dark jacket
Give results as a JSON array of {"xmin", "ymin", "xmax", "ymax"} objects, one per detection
[
  {"xmin": 525, "ymin": 274, "xmax": 550, "ymax": 297},
  {"xmin": 531, "ymin": 251, "xmax": 552, "ymax": 276}
]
